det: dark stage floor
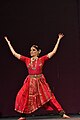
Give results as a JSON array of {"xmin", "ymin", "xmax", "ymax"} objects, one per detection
[{"xmin": 0, "ymin": 115, "xmax": 80, "ymax": 120}]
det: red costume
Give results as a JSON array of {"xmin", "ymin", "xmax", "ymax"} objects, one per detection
[{"xmin": 15, "ymin": 55, "xmax": 64, "ymax": 114}]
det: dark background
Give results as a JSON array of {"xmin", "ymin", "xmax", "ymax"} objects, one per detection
[{"xmin": 0, "ymin": 0, "xmax": 80, "ymax": 117}]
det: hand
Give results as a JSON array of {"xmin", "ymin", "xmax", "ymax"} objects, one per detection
[
  {"xmin": 58, "ymin": 33, "xmax": 64, "ymax": 40},
  {"xmin": 4, "ymin": 36, "xmax": 10, "ymax": 44}
]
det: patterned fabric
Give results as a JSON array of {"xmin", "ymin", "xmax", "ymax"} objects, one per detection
[{"xmin": 15, "ymin": 55, "xmax": 63, "ymax": 114}]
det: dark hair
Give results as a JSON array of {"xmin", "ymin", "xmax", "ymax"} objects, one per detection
[{"xmin": 32, "ymin": 45, "xmax": 40, "ymax": 51}]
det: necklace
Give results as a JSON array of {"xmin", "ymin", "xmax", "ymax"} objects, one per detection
[
  {"xmin": 31, "ymin": 57, "xmax": 38, "ymax": 62},
  {"xmin": 30, "ymin": 57, "xmax": 38, "ymax": 70}
]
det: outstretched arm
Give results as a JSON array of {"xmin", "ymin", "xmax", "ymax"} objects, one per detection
[
  {"xmin": 4, "ymin": 36, "xmax": 21, "ymax": 59},
  {"xmin": 48, "ymin": 33, "xmax": 64, "ymax": 58}
]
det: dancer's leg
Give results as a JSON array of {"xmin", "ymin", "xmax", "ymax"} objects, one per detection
[
  {"xmin": 49, "ymin": 94, "xmax": 65, "ymax": 113},
  {"xmin": 49, "ymin": 94, "xmax": 70, "ymax": 118}
]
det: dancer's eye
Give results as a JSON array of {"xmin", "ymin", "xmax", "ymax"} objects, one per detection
[{"xmin": 33, "ymin": 49, "xmax": 36, "ymax": 51}]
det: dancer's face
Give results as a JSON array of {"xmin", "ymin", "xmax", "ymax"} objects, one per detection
[{"xmin": 30, "ymin": 46, "xmax": 38, "ymax": 57}]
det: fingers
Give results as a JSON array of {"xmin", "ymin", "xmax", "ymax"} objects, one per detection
[
  {"xmin": 4, "ymin": 36, "xmax": 8, "ymax": 40},
  {"xmin": 58, "ymin": 33, "xmax": 64, "ymax": 36},
  {"xmin": 58, "ymin": 33, "xmax": 64, "ymax": 39},
  {"xmin": 4, "ymin": 36, "xmax": 10, "ymax": 43}
]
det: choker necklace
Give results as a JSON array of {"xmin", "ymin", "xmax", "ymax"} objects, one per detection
[{"xmin": 31, "ymin": 57, "xmax": 38, "ymax": 62}]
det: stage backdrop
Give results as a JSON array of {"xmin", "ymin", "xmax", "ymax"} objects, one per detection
[{"xmin": 0, "ymin": 0, "xmax": 80, "ymax": 117}]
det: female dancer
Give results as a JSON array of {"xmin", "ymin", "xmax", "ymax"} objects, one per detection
[{"xmin": 4, "ymin": 33, "xmax": 70, "ymax": 120}]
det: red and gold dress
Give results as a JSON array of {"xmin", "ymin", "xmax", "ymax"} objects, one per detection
[{"xmin": 15, "ymin": 55, "xmax": 64, "ymax": 114}]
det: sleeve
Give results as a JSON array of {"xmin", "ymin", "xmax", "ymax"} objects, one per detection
[
  {"xmin": 20, "ymin": 55, "xmax": 29, "ymax": 63},
  {"xmin": 40, "ymin": 54, "xmax": 49, "ymax": 63}
]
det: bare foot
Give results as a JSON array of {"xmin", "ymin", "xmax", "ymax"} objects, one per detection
[
  {"xmin": 63, "ymin": 114, "xmax": 70, "ymax": 119},
  {"xmin": 18, "ymin": 117, "xmax": 26, "ymax": 120}
]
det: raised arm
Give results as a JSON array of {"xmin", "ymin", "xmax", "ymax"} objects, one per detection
[
  {"xmin": 48, "ymin": 33, "xmax": 64, "ymax": 58},
  {"xmin": 4, "ymin": 36, "xmax": 21, "ymax": 59}
]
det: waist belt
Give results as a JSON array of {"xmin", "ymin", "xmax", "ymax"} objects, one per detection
[{"xmin": 29, "ymin": 74, "xmax": 42, "ymax": 78}]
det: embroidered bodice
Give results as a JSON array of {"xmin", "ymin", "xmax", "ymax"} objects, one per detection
[{"xmin": 20, "ymin": 55, "xmax": 49, "ymax": 75}]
